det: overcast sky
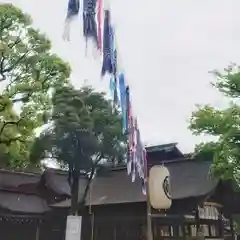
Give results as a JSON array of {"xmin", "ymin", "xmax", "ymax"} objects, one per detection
[{"xmin": 5, "ymin": 0, "xmax": 240, "ymax": 153}]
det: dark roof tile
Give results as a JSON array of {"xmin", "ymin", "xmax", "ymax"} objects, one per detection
[
  {"xmin": 0, "ymin": 191, "xmax": 50, "ymax": 213},
  {"xmin": 52, "ymin": 159, "xmax": 218, "ymax": 207}
]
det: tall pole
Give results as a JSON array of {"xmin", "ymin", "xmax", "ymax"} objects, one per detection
[
  {"xmin": 145, "ymin": 150, "xmax": 153, "ymax": 240},
  {"xmin": 35, "ymin": 226, "xmax": 40, "ymax": 240},
  {"xmin": 146, "ymin": 182, "xmax": 153, "ymax": 240}
]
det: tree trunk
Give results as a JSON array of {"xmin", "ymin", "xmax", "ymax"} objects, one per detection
[{"xmin": 70, "ymin": 169, "xmax": 79, "ymax": 215}]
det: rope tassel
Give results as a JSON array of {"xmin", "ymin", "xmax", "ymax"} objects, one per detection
[
  {"xmin": 83, "ymin": 0, "xmax": 98, "ymax": 50},
  {"xmin": 97, "ymin": 0, "xmax": 103, "ymax": 51},
  {"xmin": 119, "ymin": 72, "xmax": 127, "ymax": 134},
  {"xmin": 101, "ymin": 10, "xmax": 113, "ymax": 76},
  {"xmin": 62, "ymin": 0, "xmax": 147, "ymax": 195},
  {"xmin": 63, "ymin": 0, "xmax": 80, "ymax": 41}
]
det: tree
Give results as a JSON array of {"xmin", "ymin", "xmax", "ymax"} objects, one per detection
[
  {"xmin": 0, "ymin": 4, "xmax": 71, "ymax": 168},
  {"xmin": 31, "ymin": 86, "xmax": 126, "ymax": 214},
  {"xmin": 189, "ymin": 63, "xmax": 240, "ymax": 180}
]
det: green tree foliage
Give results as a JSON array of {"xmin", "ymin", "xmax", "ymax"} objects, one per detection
[
  {"xmin": 31, "ymin": 86, "xmax": 126, "ymax": 211},
  {"xmin": 31, "ymin": 86, "xmax": 126, "ymax": 166},
  {"xmin": 189, "ymin": 63, "xmax": 240, "ymax": 180},
  {"xmin": 0, "ymin": 4, "xmax": 71, "ymax": 168}
]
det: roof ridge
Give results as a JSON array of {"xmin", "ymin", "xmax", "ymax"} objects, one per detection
[
  {"xmin": 108, "ymin": 158, "xmax": 213, "ymax": 172},
  {"xmin": 0, "ymin": 168, "xmax": 41, "ymax": 177}
]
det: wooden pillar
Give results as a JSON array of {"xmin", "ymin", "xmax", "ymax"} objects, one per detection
[
  {"xmin": 182, "ymin": 223, "xmax": 186, "ymax": 238},
  {"xmin": 218, "ymin": 210, "xmax": 224, "ymax": 238},
  {"xmin": 145, "ymin": 150, "xmax": 153, "ymax": 240},
  {"xmin": 146, "ymin": 184, "xmax": 153, "ymax": 240},
  {"xmin": 195, "ymin": 207, "xmax": 202, "ymax": 237},
  {"xmin": 90, "ymin": 212, "xmax": 95, "ymax": 240},
  {"xmin": 36, "ymin": 226, "xmax": 40, "ymax": 240},
  {"xmin": 230, "ymin": 215, "xmax": 235, "ymax": 239}
]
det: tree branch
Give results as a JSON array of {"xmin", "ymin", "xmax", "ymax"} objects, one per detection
[
  {"xmin": 0, "ymin": 136, "xmax": 25, "ymax": 146},
  {"xmin": 0, "ymin": 36, "xmax": 21, "ymax": 81},
  {"xmin": 3, "ymin": 51, "xmax": 29, "ymax": 73},
  {"xmin": 0, "ymin": 52, "xmax": 6, "ymax": 81},
  {"xmin": 0, "ymin": 19, "xmax": 13, "ymax": 33},
  {"xmin": 5, "ymin": 73, "xmax": 22, "ymax": 92},
  {"xmin": 0, "ymin": 69, "xmax": 51, "ymax": 113},
  {"xmin": 12, "ymin": 91, "xmax": 33, "ymax": 104},
  {"xmin": 8, "ymin": 37, "xmax": 21, "ymax": 49},
  {"xmin": 0, "ymin": 119, "xmax": 25, "ymax": 145},
  {"xmin": 0, "ymin": 98, "xmax": 8, "ymax": 112},
  {"xmin": 78, "ymin": 153, "xmax": 104, "ymax": 207},
  {"xmin": 78, "ymin": 167, "xmax": 95, "ymax": 207},
  {"xmin": 0, "ymin": 119, "xmax": 22, "ymax": 137},
  {"xmin": 7, "ymin": 69, "xmax": 52, "ymax": 104}
]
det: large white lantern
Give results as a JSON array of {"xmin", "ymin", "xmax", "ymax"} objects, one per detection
[{"xmin": 149, "ymin": 165, "xmax": 172, "ymax": 209}]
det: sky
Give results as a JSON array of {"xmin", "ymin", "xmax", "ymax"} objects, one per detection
[{"xmin": 4, "ymin": 0, "xmax": 240, "ymax": 153}]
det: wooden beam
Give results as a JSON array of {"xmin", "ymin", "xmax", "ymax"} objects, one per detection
[
  {"xmin": 36, "ymin": 226, "xmax": 40, "ymax": 240},
  {"xmin": 146, "ymin": 183, "xmax": 153, "ymax": 240}
]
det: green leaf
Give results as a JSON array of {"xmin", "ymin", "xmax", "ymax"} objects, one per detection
[
  {"xmin": 190, "ymin": 64, "xmax": 240, "ymax": 181},
  {"xmin": 0, "ymin": 3, "xmax": 70, "ymax": 169},
  {"xmin": 31, "ymin": 86, "xmax": 127, "ymax": 171}
]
